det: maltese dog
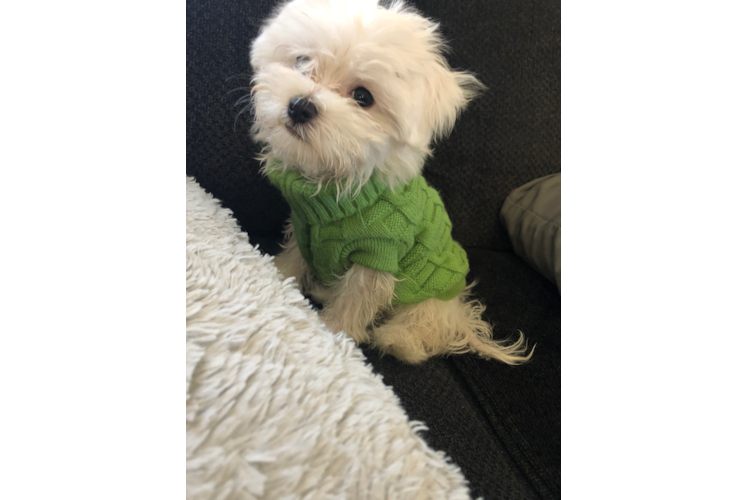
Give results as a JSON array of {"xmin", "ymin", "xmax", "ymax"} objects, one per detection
[{"xmin": 250, "ymin": 0, "xmax": 534, "ymax": 364}]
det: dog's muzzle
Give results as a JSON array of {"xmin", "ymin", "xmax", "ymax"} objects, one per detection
[{"xmin": 288, "ymin": 97, "xmax": 318, "ymax": 125}]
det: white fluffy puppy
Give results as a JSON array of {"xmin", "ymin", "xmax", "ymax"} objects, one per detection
[{"xmin": 250, "ymin": 0, "xmax": 534, "ymax": 364}]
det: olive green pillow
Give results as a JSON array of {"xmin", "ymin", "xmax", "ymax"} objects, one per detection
[{"xmin": 500, "ymin": 173, "xmax": 561, "ymax": 291}]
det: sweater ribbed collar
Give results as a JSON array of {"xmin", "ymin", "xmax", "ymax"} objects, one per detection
[{"xmin": 265, "ymin": 164, "xmax": 391, "ymax": 226}]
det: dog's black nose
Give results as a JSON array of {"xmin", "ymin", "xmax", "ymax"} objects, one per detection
[{"xmin": 288, "ymin": 97, "xmax": 317, "ymax": 124}]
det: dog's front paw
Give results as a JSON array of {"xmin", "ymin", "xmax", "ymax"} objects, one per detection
[
  {"xmin": 319, "ymin": 309, "xmax": 370, "ymax": 345},
  {"xmin": 273, "ymin": 249, "xmax": 313, "ymax": 293}
]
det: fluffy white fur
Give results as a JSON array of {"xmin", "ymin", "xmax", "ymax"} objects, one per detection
[
  {"xmin": 251, "ymin": 0, "xmax": 533, "ymax": 364},
  {"xmin": 251, "ymin": 0, "xmax": 482, "ymax": 191},
  {"xmin": 187, "ymin": 177, "xmax": 474, "ymax": 500}
]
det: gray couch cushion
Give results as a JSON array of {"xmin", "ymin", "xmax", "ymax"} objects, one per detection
[{"xmin": 500, "ymin": 173, "xmax": 561, "ymax": 291}]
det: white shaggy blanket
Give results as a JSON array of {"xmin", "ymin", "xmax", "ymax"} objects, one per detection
[{"xmin": 186, "ymin": 177, "xmax": 472, "ymax": 500}]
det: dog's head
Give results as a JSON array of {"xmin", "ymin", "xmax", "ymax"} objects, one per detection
[{"xmin": 250, "ymin": 0, "xmax": 482, "ymax": 190}]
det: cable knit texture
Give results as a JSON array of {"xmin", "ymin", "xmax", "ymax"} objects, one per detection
[{"xmin": 266, "ymin": 167, "xmax": 469, "ymax": 305}]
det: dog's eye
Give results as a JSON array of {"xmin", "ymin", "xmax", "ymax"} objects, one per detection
[
  {"xmin": 295, "ymin": 56, "xmax": 310, "ymax": 67},
  {"xmin": 352, "ymin": 87, "xmax": 374, "ymax": 108}
]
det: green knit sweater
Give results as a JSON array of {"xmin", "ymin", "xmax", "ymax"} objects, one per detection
[{"xmin": 266, "ymin": 167, "xmax": 469, "ymax": 305}]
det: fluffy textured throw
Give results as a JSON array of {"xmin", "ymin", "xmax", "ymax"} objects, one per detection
[
  {"xmin": 186, "ymin": 177, "xmax": 473, "ymax": 500},
  {"xmin": 266, "ymin": 167, "xmax": 469, "ymax": 304}
]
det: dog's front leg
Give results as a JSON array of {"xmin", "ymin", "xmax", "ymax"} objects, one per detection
[
  {"xmin": 273, "ymin": 220, "xmax": 314, "ymax": 292},
  {"xmin": 319, "ymin": 264, "xmax": 396, "ymax": 345}
]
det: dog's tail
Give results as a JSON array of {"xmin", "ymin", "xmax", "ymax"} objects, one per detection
[
  {"xmin": 458, "ymin": 286, "xmax": 536, "ymax": 365},
  {"xmin": 467, "ymin": 329, "xmax": 535, "ymax": 365}
]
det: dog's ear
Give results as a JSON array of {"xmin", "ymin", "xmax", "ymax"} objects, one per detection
[
  {"xmin": 389, "ymin": 4, "xmax": 485, "ymax": 146},
  {"xmin": 419, "ymin": 64, "xmax": 484, "ymax": 142}
]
